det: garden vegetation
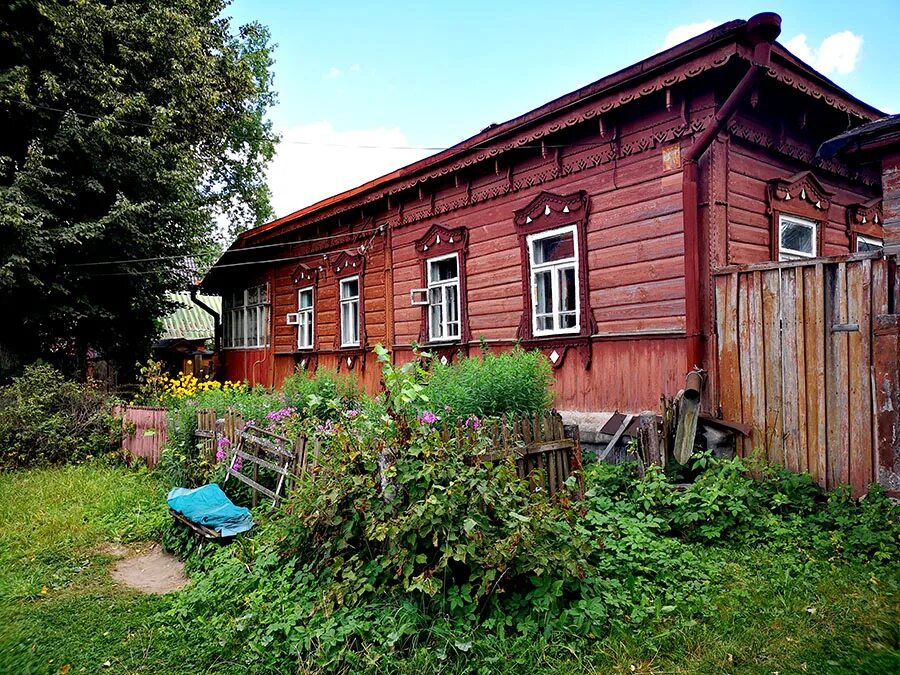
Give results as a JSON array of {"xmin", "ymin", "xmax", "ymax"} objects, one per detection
[{"xmin": 1, "ymin": 347, "xmax": 898, "ymax": 673}]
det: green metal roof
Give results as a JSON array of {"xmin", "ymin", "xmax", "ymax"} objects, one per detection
[{"xmin": 159, "ymin": 291, "xmax": 220, "ymax": 340}]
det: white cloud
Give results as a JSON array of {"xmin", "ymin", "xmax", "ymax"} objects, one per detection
[
  {"xmin": 266, "ymin": 122, "xmax": 431, "ymax": 219},
  {"xmin": 323, "ymin": 66, "xmax": 343, "ymax": 80},
  {"xmin": 663, "ymin": 20, "xmax": 718, "ymax": 49},
  {"xmin": 783, "ymin": 31, "xmax": 862, "ymax": 75}
]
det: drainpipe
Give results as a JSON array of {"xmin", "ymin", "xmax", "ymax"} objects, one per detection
[
  {"xmin": 189, "ymin": 285, "xmax": 221, "ymax": 364},
  {"xmin": 682, "ymin": 12, "xmax": 782, "ymax": 372}
]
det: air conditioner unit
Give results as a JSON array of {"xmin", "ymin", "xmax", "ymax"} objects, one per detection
[
  {"xmin": 410, "ymin": 289, "xmax": 429, "ymax": 306},
  {"xmin": 285, "ymin": 312, "xmax": 300, "ymax": 325}
]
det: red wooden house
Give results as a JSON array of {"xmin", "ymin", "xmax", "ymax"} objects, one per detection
[{"xmin": 202, "ymin": 13, "xmax": 897, "ymax": 492}]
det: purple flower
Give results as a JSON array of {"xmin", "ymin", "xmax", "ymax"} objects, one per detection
[
  {"xmin": 215, "ymin": 448, "xmax": 227, "ymax": 462},
  {"xmin": 217, "ymin": 436, "xmax": 231, "ymax": 449},
  {"xmin": 418, "ymin": 411, "xmax": 437, "ymax": 425},
  {"xmin": 244, "ymin": 420, "xmax": 255, "ymax": 428},
  {"xmin": 265, "ymin": 407, "xmax": 298, "ymax": 423},
  {"xmin": 315, "ymin": 419, "xmax": 336, "ymax": 435},
  {"xmin": 465, "ymin": 415, "xmax": 482, "ymax": 430},
  {"xmin": 345, "ymin": 409, "xmax": 359, "ymax": 419},
  {"xmin": 233, "ymin": 455, "xmax": 243, "ymax": 472}
]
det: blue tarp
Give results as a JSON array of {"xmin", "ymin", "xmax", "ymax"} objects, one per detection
[{"xmin": 167, "ymin": 484, "xmax": 254, "ymax": 537}]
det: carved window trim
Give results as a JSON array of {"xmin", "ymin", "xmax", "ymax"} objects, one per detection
[
  {"xmin": 847, "ymin": 198, "xmax": 884, "ymax": 252},
  {"xmin": 331, "ymin": 252, "xmax": 366, "ymax": 350},
  {"xmin": 766, "ymin": 171, "xmax": 832, "ymax": 261},
  {"xmin": 414, "ymin": 224, "xmax": 470, "ymax": 345},
  {"xmin": 513, "ymin": 190, "xmax": 595, "ymax": 342}
]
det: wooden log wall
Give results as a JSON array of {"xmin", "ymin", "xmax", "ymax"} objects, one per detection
[{"xmin": 714, "ymin": 253, "xmax": 892, "ymax": 496}]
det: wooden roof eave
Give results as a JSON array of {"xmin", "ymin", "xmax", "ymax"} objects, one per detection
[{"xmin": 226, "ymin": 44, "xmax": 749, "ymax": 252}]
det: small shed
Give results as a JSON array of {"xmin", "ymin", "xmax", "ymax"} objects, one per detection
[{"xmin": 153, "ymin": 291, "xmax": 221, "ymax": 378}]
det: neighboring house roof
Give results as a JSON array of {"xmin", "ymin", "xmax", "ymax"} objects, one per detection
[
  {"xmin": 204, "ymin": 13, "xmax": 883, "ymax": 288},
  {"xmin": 159, "ymin": 291, "xmax": 220, "ymax": 340},
  {"xmin": 818, "ymin": 114, "xmax": 900, "ymax": 160}
]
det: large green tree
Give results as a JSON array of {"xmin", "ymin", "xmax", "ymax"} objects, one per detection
[{"xmin": 0, "ymin": 0, "xmax": 277, "ymax": 379}]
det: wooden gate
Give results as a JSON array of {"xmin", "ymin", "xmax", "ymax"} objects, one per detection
[
  {"xmin": 714, "ymin": 253, "xmax": 897, "ymax": 496},
  {"xmin": 118, "ymin": 405, "xmax": 168, "ymax": 467}
]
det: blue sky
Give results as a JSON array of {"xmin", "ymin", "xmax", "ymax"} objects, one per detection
[{"xmin": 226, "ymin": 1, "xmax": 900, "ymax": 218}]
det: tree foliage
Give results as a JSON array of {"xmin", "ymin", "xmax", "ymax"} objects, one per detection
[{"xmin": 0, "ymin": 0, "xmax": 277, "ymax": 378}]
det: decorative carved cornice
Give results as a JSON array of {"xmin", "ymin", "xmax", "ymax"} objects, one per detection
[
  {"xmin": 291, "ymin": 262, "xmax": 320, "ymax": 285},
  {"xmin": 847, "ymin": 198, "xmax": 884, "ymax": 241},
  {"xmin": 330, "ymin": 251, "xmax": 365, "ymax": 278},
  {"xmin": 514, "ymin": 190, "xmax": 587, "ymax": 231},
  {"xmin": 764, "ymin": 63, "xmax": 877, "ymax": 121},
  {"xmin": 414, "ymin": 224, "xmax": 468, "ymax": 257},
  {"xmin": 848, "ymin": 198, "xmax": 883, "ymax": 228},
  {"xmin": 766, "ymin": 171, "xmax": 834, "ymax": 217},
  {"xmin": 728, "ymin": 119, "xmax": 880, "ymax": 188}
]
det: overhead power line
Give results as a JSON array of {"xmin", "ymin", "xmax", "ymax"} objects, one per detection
[
  {"xmin": 21, "ymin": 101, "xmax": 618, "ymax": 151},
  {"xmin": 65, "ymin": 225, "xmax": 383, "ymax": 268}
]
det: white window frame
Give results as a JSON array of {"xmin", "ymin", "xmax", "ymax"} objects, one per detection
[
  {"xmin": 527, "ymin": 224, "xmax": 580, "ymax": 337},
  {"xmin": 223, "ymin": 284, "xmax": 269, "ymax": 349},
  {"xmin": 296, "ymin": 286, "xmax": 314, "ymax": 350},
  {"xmin": 856, "ymin": 234, "xmax": 883, "ymax": 252},
  {"xmin": 426, "ymin": 253, "xmax": 461, "ymax": 342},
  {"xmin": 339, "ymin": 276, "xmax": 360, "ymax": 347},
  {"xmin": 778, "ymin": 215, "xmax": 817, "ymax": 261}
]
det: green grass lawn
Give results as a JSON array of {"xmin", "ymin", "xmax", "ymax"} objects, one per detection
[{"xmin": 0, "ymin": 465, "xmax": 897, "ymax": 674}]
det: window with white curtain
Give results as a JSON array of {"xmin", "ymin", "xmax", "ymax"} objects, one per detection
[
  {"xmin": 296, "ymin": 287, "xmax": 314, "ymax": 349},
  {"xmin": 527, "ymin": 225, "xmax": 579, "ymax": 336},
  {"xmin": 223, "ymin": 284, "xmax": 269, "ymax": 349},
  {"xmin": 427, "ymin": 253, "xmax": 460, "ymax": 341},
  {"xmin": 339, "ymin": 276, "xmax": 360, "ymax": 347}
]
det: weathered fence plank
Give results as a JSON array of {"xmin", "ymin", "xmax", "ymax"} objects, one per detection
[
  {"xmin": 715, "ymin": 255, "xmax": 893, "ymax": 497},
  {"xmin": 118, "ymin": 405, "xmax": 168, "ymax": 467}
]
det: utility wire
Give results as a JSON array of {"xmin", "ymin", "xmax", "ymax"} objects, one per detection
[
  {"xmin": 21, "ymin": 101, "xmax": 616, "ymax": 151},
  {"xmin": 79, "ymin": 246, "xmax": 369, "ymax": 278},
  {"xmin": 65, "ymin": 224, "xmax": 383, "ymax": 268}
]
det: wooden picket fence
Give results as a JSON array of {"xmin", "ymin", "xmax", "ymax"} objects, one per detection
[
  {"xmin": 196, "ymin": 408, "xmax": 583, "ymax": 501},
  {"xmin": 439, "ymin": 410, "xmax": 584, "ymax": 499},
  {"xmin": 714, "ymin": 252, "xmax": 898, "ymax": 497}
]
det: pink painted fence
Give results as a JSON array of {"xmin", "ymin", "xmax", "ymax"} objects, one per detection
[{"xmin": 116, "ymin": 405, "xmax": 168, "ymax": 467}]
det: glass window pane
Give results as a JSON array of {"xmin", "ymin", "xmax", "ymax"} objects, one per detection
[
  {"xmin": 534, "ymin": 270, "xmax": 553, "ymax": 316},
  {"xmin": 299, "ymin": 289, "xmax": 313, "ymax": 309},
  {"xmin": 342, "ymin": 300, "xmax": 359, "ymax": 344},
  {"xmin": 857, "ymin": 237, "xmax": 883, "ymax": 252},
  {"xmin": 781, "ymin": 219, "xmax": 814, "ymax": 254},
  {"xmin": 446, "ymin": 285, "xmax": 459, "ymax": 325},
  {"xmin": 341, "ymin": 278, "xmax": 359, "ymax": 299},
  {"xmin": 532, "ymin": 231, "xmax": 575, "ymax": 265},
  {"xmin": 558, "ymin": 266, "xmax": 576, "ymax": 313},
  {"xmin": 429, "ymin": 256, "xmax": 458, "ymax": 283},
  {"xmin": 430, "ymin": 301, "xmax": 442, "ymax": 339}
]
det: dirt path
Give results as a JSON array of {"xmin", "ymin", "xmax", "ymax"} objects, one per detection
[{"xmin": 109, "ymin": 544, "xmax": 189, "ymax": 594}]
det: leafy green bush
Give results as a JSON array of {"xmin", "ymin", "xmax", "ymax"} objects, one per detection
[
  {"xmin": 425, "ymin": 346, "xmax": 554, "ymax": 418},
  {"xmin": 280, "ymin": 366, "xmax": 360, "ymax": 418},
  {"xmin": 0, "ymin": 363, "xmax": 118, "ymax": 469}
]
